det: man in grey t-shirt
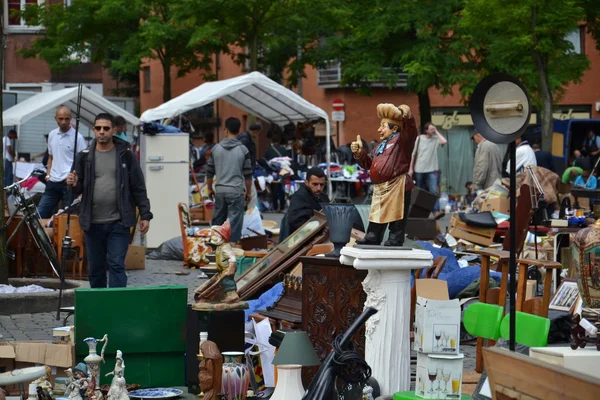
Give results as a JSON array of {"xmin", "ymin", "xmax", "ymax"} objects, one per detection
[
  {"xmin": 68, "ymin": 113, "xmax": 152, "ymax": 288},
  {"xmin": 411, "ymin": 122, "xmax": 447, "ymax": 200}
]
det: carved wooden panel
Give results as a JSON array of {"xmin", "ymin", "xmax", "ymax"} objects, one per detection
[{"xmin": 300, "ymin": 256, "xmax": 367, "ymax": 386}]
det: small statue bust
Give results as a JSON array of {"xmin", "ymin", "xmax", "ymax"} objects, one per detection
[
  {"xmin": 194, "ymin": 221, "xmax": 248, "ymax": 309},
  {"xmin": 198, "ymin": 341, "xmax": 223, "ymax": 400}
]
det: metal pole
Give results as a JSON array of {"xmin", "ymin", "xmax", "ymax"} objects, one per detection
[{"xmin": 509, "ymin": 141, "xmax": 517, "ymax": 351}]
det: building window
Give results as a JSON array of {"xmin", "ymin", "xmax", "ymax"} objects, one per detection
[
  {"xmin": 565, "ymin": 26, "xmax": 585, "ymax": 55},
  {"xmin": 143, "ymin": 66, "xmax": 151, "ymax": 92},
  {"xmin": 6, "ymin": 0, "xmax": 39, "ymax": 29}
]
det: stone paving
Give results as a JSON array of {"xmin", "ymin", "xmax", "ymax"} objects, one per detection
[{"xmin": 0, "ymin": 258, "xmax": 203, "ymax": 341}]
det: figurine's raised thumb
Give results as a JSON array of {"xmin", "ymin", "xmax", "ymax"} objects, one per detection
[{"xmin": 356, "ymin": 135, "xmax": 361, "ymax": 143}]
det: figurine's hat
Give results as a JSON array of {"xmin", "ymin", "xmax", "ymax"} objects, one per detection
[
  {"xmin": 377, "ymin": 103, "xmax": 404, "ymax": 126},
  {"xmin": 213, "ymin": 220, "xmax": 232, "ymax": 242},
  {"xmin": 73, "ymin": 362, "xmax": 88, "ymax": 376}
]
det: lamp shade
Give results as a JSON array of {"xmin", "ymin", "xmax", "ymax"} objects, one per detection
[{"xmin": 272, "ymin": 331, "xmax": 320, "ymax": 366}]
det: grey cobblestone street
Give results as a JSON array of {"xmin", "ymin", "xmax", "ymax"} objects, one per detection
[{"xmin": 0, "ymin": 258, "xmax": 203, "ymax": 341}]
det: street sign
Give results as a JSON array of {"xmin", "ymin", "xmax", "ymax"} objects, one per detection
[
  {"xmin": 332, "ymin": 111, "xmax": 345, "ymax": 121},
  {"xmin": 332, "ymin": 98, "xmax": 345, "ymax": 111}
]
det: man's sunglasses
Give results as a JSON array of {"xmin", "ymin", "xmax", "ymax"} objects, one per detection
[{"xmin": 94, "ymin": 126, "xmax": 112, "ymax": 132}]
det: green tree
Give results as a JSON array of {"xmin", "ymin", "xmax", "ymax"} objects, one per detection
[
  {"xmin": 461, "ymin": 0, "xmax": 591, "ymax": 150},
  {"xmin": 21, "ymin": 0, "xmax": 220, "ymax": 102},
  {"xmin": 181, "ymin": 0, "xmax": 349, "ymax": 87},
  {"xmin": 318, "ymin": 0, "xmax": 467, "ymax": 129}
]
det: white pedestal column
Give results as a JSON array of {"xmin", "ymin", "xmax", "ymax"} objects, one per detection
[{"xmin": 340, "ymin": 246, "xmax": 433, "ymax": 396}]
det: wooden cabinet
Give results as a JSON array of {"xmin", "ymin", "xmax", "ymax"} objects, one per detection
[{"xmin": 300, "ymin": 256, "xmax": 368, "ymax": 385}]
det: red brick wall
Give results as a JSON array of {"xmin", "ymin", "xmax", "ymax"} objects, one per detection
[{"xmin": 4, "ymin": 34, "xmax": 51, "ymax": 84}]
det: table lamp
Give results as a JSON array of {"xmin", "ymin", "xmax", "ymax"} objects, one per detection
[{"xmin": 271, "ymin": 331, "xmax": 320, "ymax": 400}]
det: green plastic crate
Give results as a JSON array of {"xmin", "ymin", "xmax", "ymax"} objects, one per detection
[{"xmin": 74, "ymin": 286, "xmax": 187, "ymax": 387}]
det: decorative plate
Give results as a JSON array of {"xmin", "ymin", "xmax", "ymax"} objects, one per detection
[
  {"xmin": 128, "ymin": 388, "xmax": 183, "ymax": 399},
  {"xmin": 0, "ymin": 366, "xmax": 46, "ymax": 385}
]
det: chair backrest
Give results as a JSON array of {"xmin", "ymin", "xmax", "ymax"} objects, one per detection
[
  {"xmin": 500, "ymin": 311, "xmax": 550, "ymax": 347},
  {"xmin": 178, "ymin": 202, "xmax": 191, "ymax": 230},
  {"xmin": 463, "ymin": 302, "xmax": 503, "ymax": 341}
]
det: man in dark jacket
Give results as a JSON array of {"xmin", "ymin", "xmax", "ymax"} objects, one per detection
[
  {"xmin": 237, "ymin": 123, "xmax": 260, "ymax": 169},
  {"xmin": 532, "ymin": 143, "xmax": 556, "ymax": 173},
  {"xmin": 67, "ymin": 113, "xmax": 152, "ymax": 288},
  {"xmin": 287, "ymin": 167, "xmax": 330, "ymax": 233}
]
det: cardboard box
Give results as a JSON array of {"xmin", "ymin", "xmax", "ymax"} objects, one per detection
[
  {"xmin": 529, "ymin": 346, "xmax": 600, "ymax": 380},
  {"xmin": 480, "ymin": 198, "xmax": 509, "ymax": 215},
  {"xmin": 0, "ymin": 341, "xmax": 75, "ymax": 369},
  {"xmin": 415, "ymin": 352, "xmax": 464, "ymax": 399},
  {"xmin": 448, "ymin": 214, "xmax": 495, "ymax": 247},
  {"xmin": 414, "ymin": 280, "xmax": 461, "ymax": 355},
  {"xmin": 125, "ymin": 244, "xmax": 146, "ymax": 270}
]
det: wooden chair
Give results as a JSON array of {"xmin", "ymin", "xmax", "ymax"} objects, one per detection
[
  {"xmin": 471, "ymin": 184, "xmax": 532, "ymax": 372},
  {"xmin": 177, "ymin": 202, "xmax": 211, "ymax": 268},
  {"xmin": 53, "ymin": 214, "xmax": 85, "ymax": 280},
  {"xmin": 516, "ymin": 258, "xmax": 562, "ymax": 318}
]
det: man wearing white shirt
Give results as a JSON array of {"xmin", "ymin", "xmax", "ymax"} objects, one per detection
[
  {"xmin": 38, "ymin": 106, "xmax": 87, "ymax": 218},
  {"xmin": 3, "ymin": 129, "xmax": 17, "ymax": 187},
  {"xmin": 506, "ymin": 136, "xmax": 537, "ymax": 175}
]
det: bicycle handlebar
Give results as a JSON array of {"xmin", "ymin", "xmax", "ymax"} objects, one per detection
[{"xmin": 3, "ymin": 169, "xmax": 42, "ymax": 191}]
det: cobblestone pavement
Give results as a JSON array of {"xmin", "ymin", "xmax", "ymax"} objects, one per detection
[{"xmin": 0, "ymin": 258, "xmax": 203, "ymax": 341}]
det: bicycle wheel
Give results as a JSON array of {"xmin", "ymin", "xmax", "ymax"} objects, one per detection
[{"xmin": 26, "ymin": 215, "xmax": 61, "ymax": 278}]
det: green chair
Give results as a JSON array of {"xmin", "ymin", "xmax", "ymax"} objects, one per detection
[
  {"xmin": 462, "ymin": 302, "xmax": 503, "ymax": 341},
  {"xmin": 499, "ymin": 311, "xmax": 550, "ymax": 347}
]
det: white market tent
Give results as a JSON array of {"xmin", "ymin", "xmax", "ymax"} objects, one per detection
[
  {"xmin": 140, "ymin": 71, "xmax": 333, "ymax": 197},
  {"xmin": 3, "ymin": 86, "xmax": 140, "ymax": 128}
]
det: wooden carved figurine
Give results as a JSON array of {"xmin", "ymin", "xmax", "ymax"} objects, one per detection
[
  {"xmin": 198, "ymin": 341, "xmax": 223, "ymax": 400},
  {"xmin": 351, "ymin": 103, "xmax": 418, "ymax": 247},
  {"xmin": 194, "ymin": 222, "xmax": 248, "ymax": 310}
]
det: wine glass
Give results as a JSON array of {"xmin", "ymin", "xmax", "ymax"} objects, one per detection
[
  {"xmin": 442, "ymin": 367, "xmax": 451, "ymax": 393},
  {"xmin": 436, "ymin": 367, "xmax": 444, "ymax": 394},
  {"xmin": 443, "ymin": 332, "xmax": 449, "ymax": 349},
  {"xmin": 427, "ymin": 365, "xmax": 438, "ymax": 394},
  {"xmin": 435, "ymin": 330, "xmax": 442, "ymax": 350}
]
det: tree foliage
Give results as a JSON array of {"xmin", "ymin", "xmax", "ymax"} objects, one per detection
[
  {"xmin": 180, "ymin": 0, "xmax": 349, "ymax": 87},
  {"xmin": 461, "ymin": 0, "xmax": 590, "ymax": 150},
  {"xmin": 21, "ymin": 0, "xmax": 221, "ymax": 102}
]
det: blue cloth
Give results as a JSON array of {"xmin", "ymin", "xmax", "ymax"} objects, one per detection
[
  {"xmin": 375, "ymin": 133, "xmax": 398, "ymax": 155},
  {"xmin": 245, "ymin": 283, "xmax": 285, "ymax": 320},
  {"xmin": 414, "ymin": 241, "xmax": 503, "ymax": 298},
  {"xmin": 114, "ymin": 132, "xmax": 131, "ymax": 142},
  {"xmin": 574, "ymin": 175, "xmax": 597, "ymax": 189},
  {"xmin": 85, "ymin": 222, "xmax": 130, "ymax": 288}
]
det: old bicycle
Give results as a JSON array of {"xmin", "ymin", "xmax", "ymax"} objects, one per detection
[{"xmin": 2, "ymin": 171, "xmax": 61, "ymax": 278}]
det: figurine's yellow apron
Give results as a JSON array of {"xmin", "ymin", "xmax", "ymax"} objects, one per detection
[{"xmin": 369, "ymin": 175, "xmax": 406, "ymax": 224}]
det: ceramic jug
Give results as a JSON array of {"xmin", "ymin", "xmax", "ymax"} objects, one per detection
[
  {"xmin": 221, "ymin": 352, "xmax": 250, "ymax": 400},
  {"xmin": 573, "ymin": 225, "xmax": 600, "ymax": 307},
  {"xmin": 83, "ymin": 334, "xmax": 108, "ymax": 384}
]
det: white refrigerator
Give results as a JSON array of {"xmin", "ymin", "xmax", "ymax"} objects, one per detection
[{"xmin": 141, "ymin": 133, "xmax": 189, "ymax": 248}]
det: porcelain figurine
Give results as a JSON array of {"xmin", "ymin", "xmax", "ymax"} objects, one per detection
[
  {"xmin": 31, "ymin": 366, "xmax": 54, "ymax": 400},
  {"xmin": 69, "ymin": 364, "xmax": 89, "ymax": 400},
  {"xmin": 198, "ymin": 341, "xmax": 223, "ymax": 400},
  {"xmin": 64, "ymin": 369, "xmax": 75, "ymax": 398},
  {"xmin": 106, "ymin": 350, "xmax": 127, "ymax": 400},
  {"xmin": 83, "ymin": 335, "xmax": 108, "ymax": 386},
  {"xmin": 351, "ymin": 103, "xmax": 418, "ymax": 247},
  {"xmin": 573, "ymin": 224, "xmax": 600, "ymax": 307},
  {"xmin": 194, "ymin": 222, "xmax": 248, "ymax": 310}
]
